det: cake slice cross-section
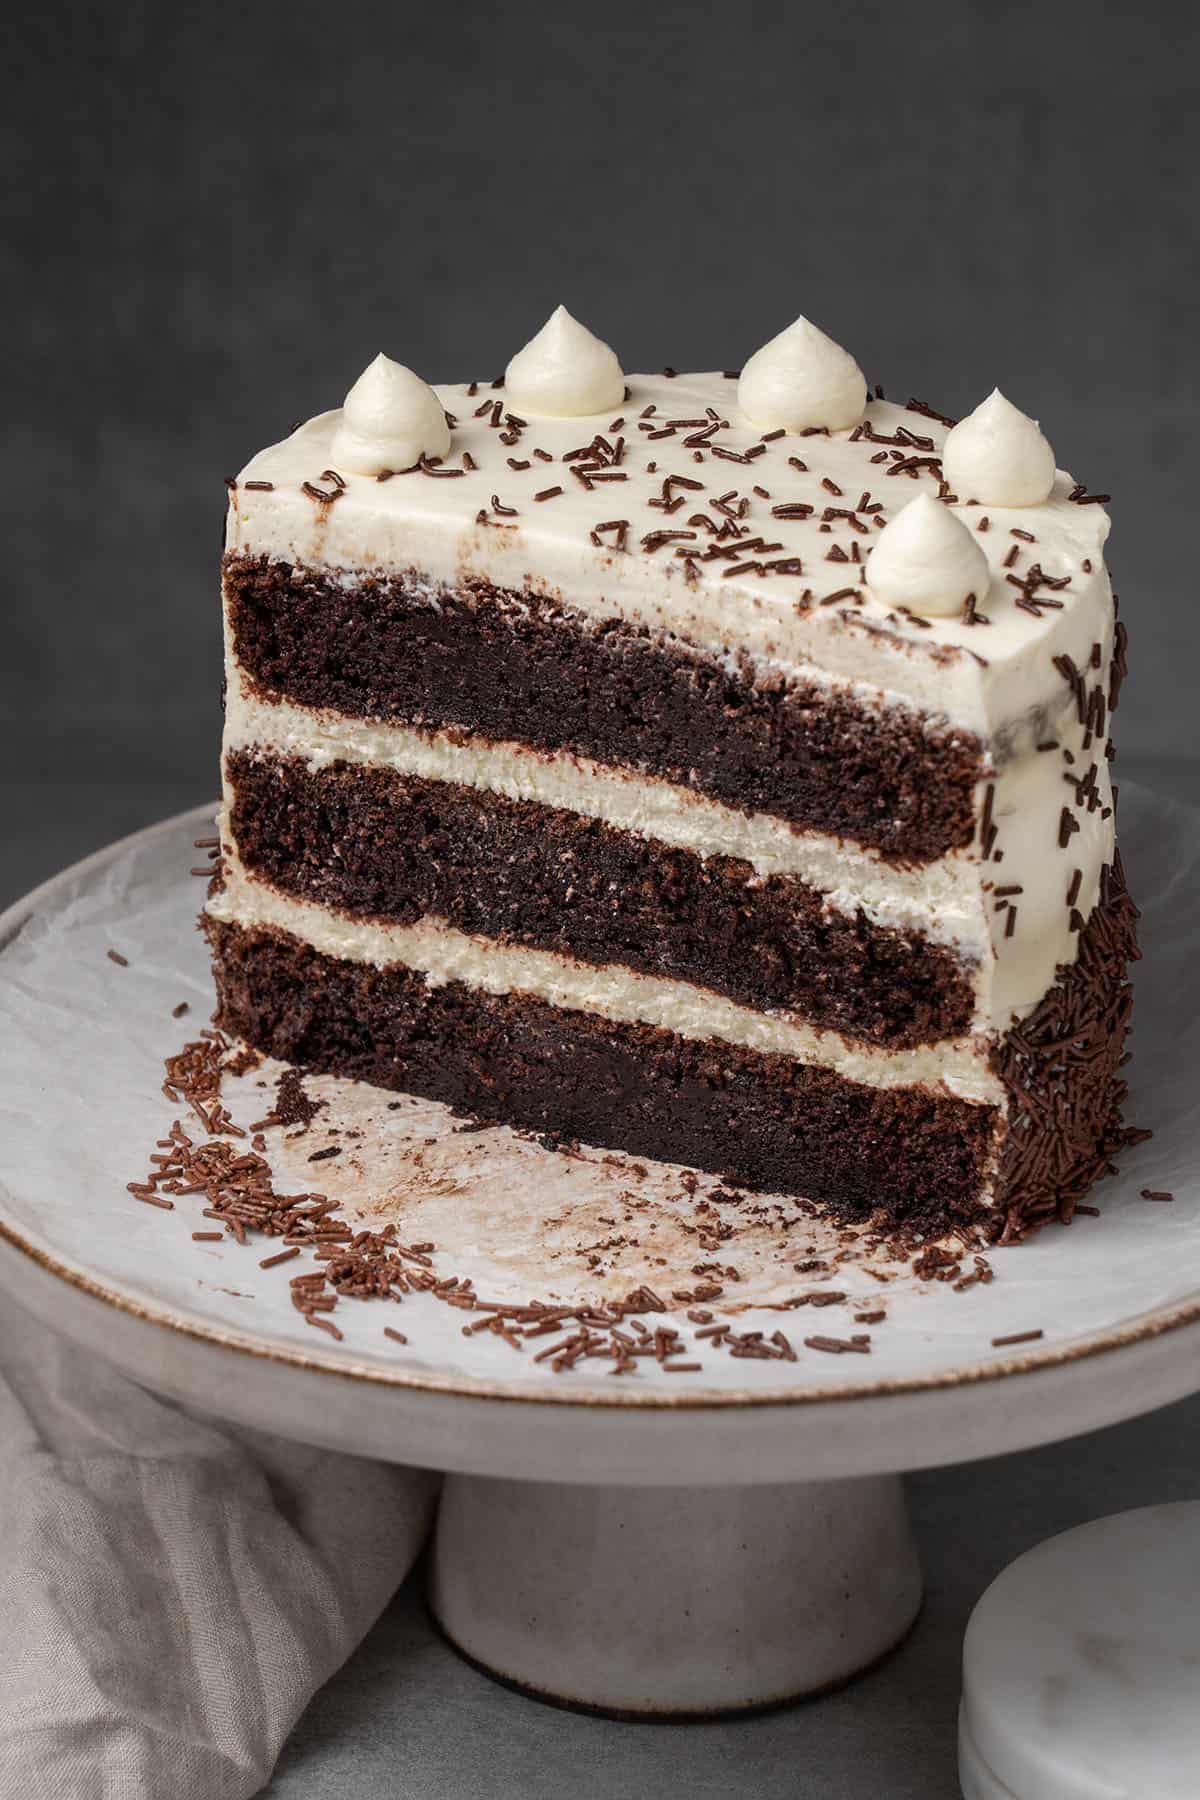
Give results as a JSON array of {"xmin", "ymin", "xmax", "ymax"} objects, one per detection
[{"xmin": 206, "ymin": 311, "xmax": 1138, "ymax": 1246}]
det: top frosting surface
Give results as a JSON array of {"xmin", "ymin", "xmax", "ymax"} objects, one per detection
[{"xmin": 229, "ymin": 370, "xmax": 1112, "ymax": 737}]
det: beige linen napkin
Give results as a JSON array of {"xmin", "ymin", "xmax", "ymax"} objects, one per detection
[{"xmin": 0, "ymin": 1300, "xmax": 439, "ymax": 1798}]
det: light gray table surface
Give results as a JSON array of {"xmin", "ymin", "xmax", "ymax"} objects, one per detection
[{"xmin": 5, "ymin": 749, "xmax": 1198, "ymax": 1800}]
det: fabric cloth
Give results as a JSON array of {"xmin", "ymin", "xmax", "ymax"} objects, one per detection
[{"xmin": 0, "ymin": 1300, "xmax": 440, "ymax": 1798}]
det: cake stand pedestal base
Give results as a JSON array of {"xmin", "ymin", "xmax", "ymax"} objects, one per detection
[{"xmin": 428, "ymin": 1472, "xmax": 922, "ymax": 1717}]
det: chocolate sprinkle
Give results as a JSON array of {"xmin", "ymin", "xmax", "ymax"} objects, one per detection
[
  {"xmin": 804, "ymin": 1334, "xmax": 871, "ymax": 1355},
  {"xmin": 989, "ymin": 855, "xmax": 1142, "ymax": 1240}
]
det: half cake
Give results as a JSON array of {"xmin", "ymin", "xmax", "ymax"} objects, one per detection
[{"xmin": 205, "ymin": 310, "xmax": 1137, "ymax": 1244}]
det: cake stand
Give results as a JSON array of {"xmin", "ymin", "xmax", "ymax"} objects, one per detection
[{"xmin": 0, "ymin": 795, "xmax": 1197, "ymax": 1716}]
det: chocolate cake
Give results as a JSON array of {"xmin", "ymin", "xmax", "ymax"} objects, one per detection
[{"xmin": 206, "ymin": 307, "xmax": 1137, "ymax": 1243}]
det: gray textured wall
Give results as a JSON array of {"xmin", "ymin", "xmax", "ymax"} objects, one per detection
[{"xmin": 5, "ymin": 1, "xmax": 1198, "ymax": 896}]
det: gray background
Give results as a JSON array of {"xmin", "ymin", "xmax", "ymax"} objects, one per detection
[
  {"xmin": 5, "ymin": 4, "xmax": 1199, "ymax": 1794},
  {"xmin": 5, "ymin": 0, "xmax": 1198, "ymax": 908}
]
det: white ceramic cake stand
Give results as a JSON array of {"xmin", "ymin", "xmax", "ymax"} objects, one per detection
[{"xmin": 1, "ymin": 798, "xmax": 1198, "ymax": 1716}]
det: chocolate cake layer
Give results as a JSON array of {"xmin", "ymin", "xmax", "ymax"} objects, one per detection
[
  {"xmin": 992, "ymin": 855, "xmax": 1141, "ymax": 1241},
  {"xmin": 206, "ymin": 916, "xmax": 997, "ymax": 1234},
  {"xmin": 224, "ymin": 553, "xmax": 984, "ymax": 862},
  {"xmin": 225, "ymin": 748, "xmax": 977, "ymax": 1048}
]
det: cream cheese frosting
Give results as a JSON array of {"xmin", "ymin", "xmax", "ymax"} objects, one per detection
[
  {"xmin": 738, "ymin": 316, "xmax": 866, "ymax": 433},
  {"xmin": 942, "ymin": 390, "xmax": 1057, "ymax": 507},
  {"xmin": 328, "ymin": 354, "xmax": 450, "ymax": 476},
  {"xmin": 503, "ymin": 306, "xmax": 625, "ymax": 418},
  {"xmin": 865, "ymin": 493, "xmax": 992, "ymax": 617}
]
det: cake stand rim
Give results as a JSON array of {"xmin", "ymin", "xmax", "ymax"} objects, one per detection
[
  {"xmin": 3, "ymin": 1202, "xmax": 1200, "ymax": 1409},
  {"xmin": 2, "ymin": 798, "xmax": 1199, "ymax": 1430}
]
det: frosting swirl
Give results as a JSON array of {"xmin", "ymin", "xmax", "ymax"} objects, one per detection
[
  {"xmin": 504, "ymin": 306, "xmax": 625, "ymax": 418},
  {"xmin": 738, "ymin": 316, "xmax": 866, "ymax": 433},
  {"xmin": 865, "ymin": 493, "xmax": 991, "ymax": 618},
  {"xmin": 330, "ymin": 354, "xmax": 451, "ymax": 476},
  {"xmin": 942, "ymin": 389, "xmax": 1056, "ymax": 507}
]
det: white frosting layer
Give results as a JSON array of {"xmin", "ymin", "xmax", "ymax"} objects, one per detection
[
  {"xmin": 738, "ymin": 316, "xmax": 866, "ymax": 433},
  {"xmin": 984, "ymin": 722, "xmax": 1114, "ymax": 1019},
  {"xmin": 329, "ymin": 355, "xmax": 450, "ymax": 476},
  {"xmin": 504, "ymin": 306, "xmax": 625, "ymax": 419},
  {"xmin": 207, "ymin": 860, "xmax": 1003, "ymax": 1106},
  {"xmin": 865, "ymin": 493, "xmax": 992, "ymax": 618},
  {"xmin": 227, "ymin": 374, "xmax": 1112, "ymax": 739},
  {"xmin": 943, "ymin": 390, "xmax": 1056, "ymax": 508}
]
